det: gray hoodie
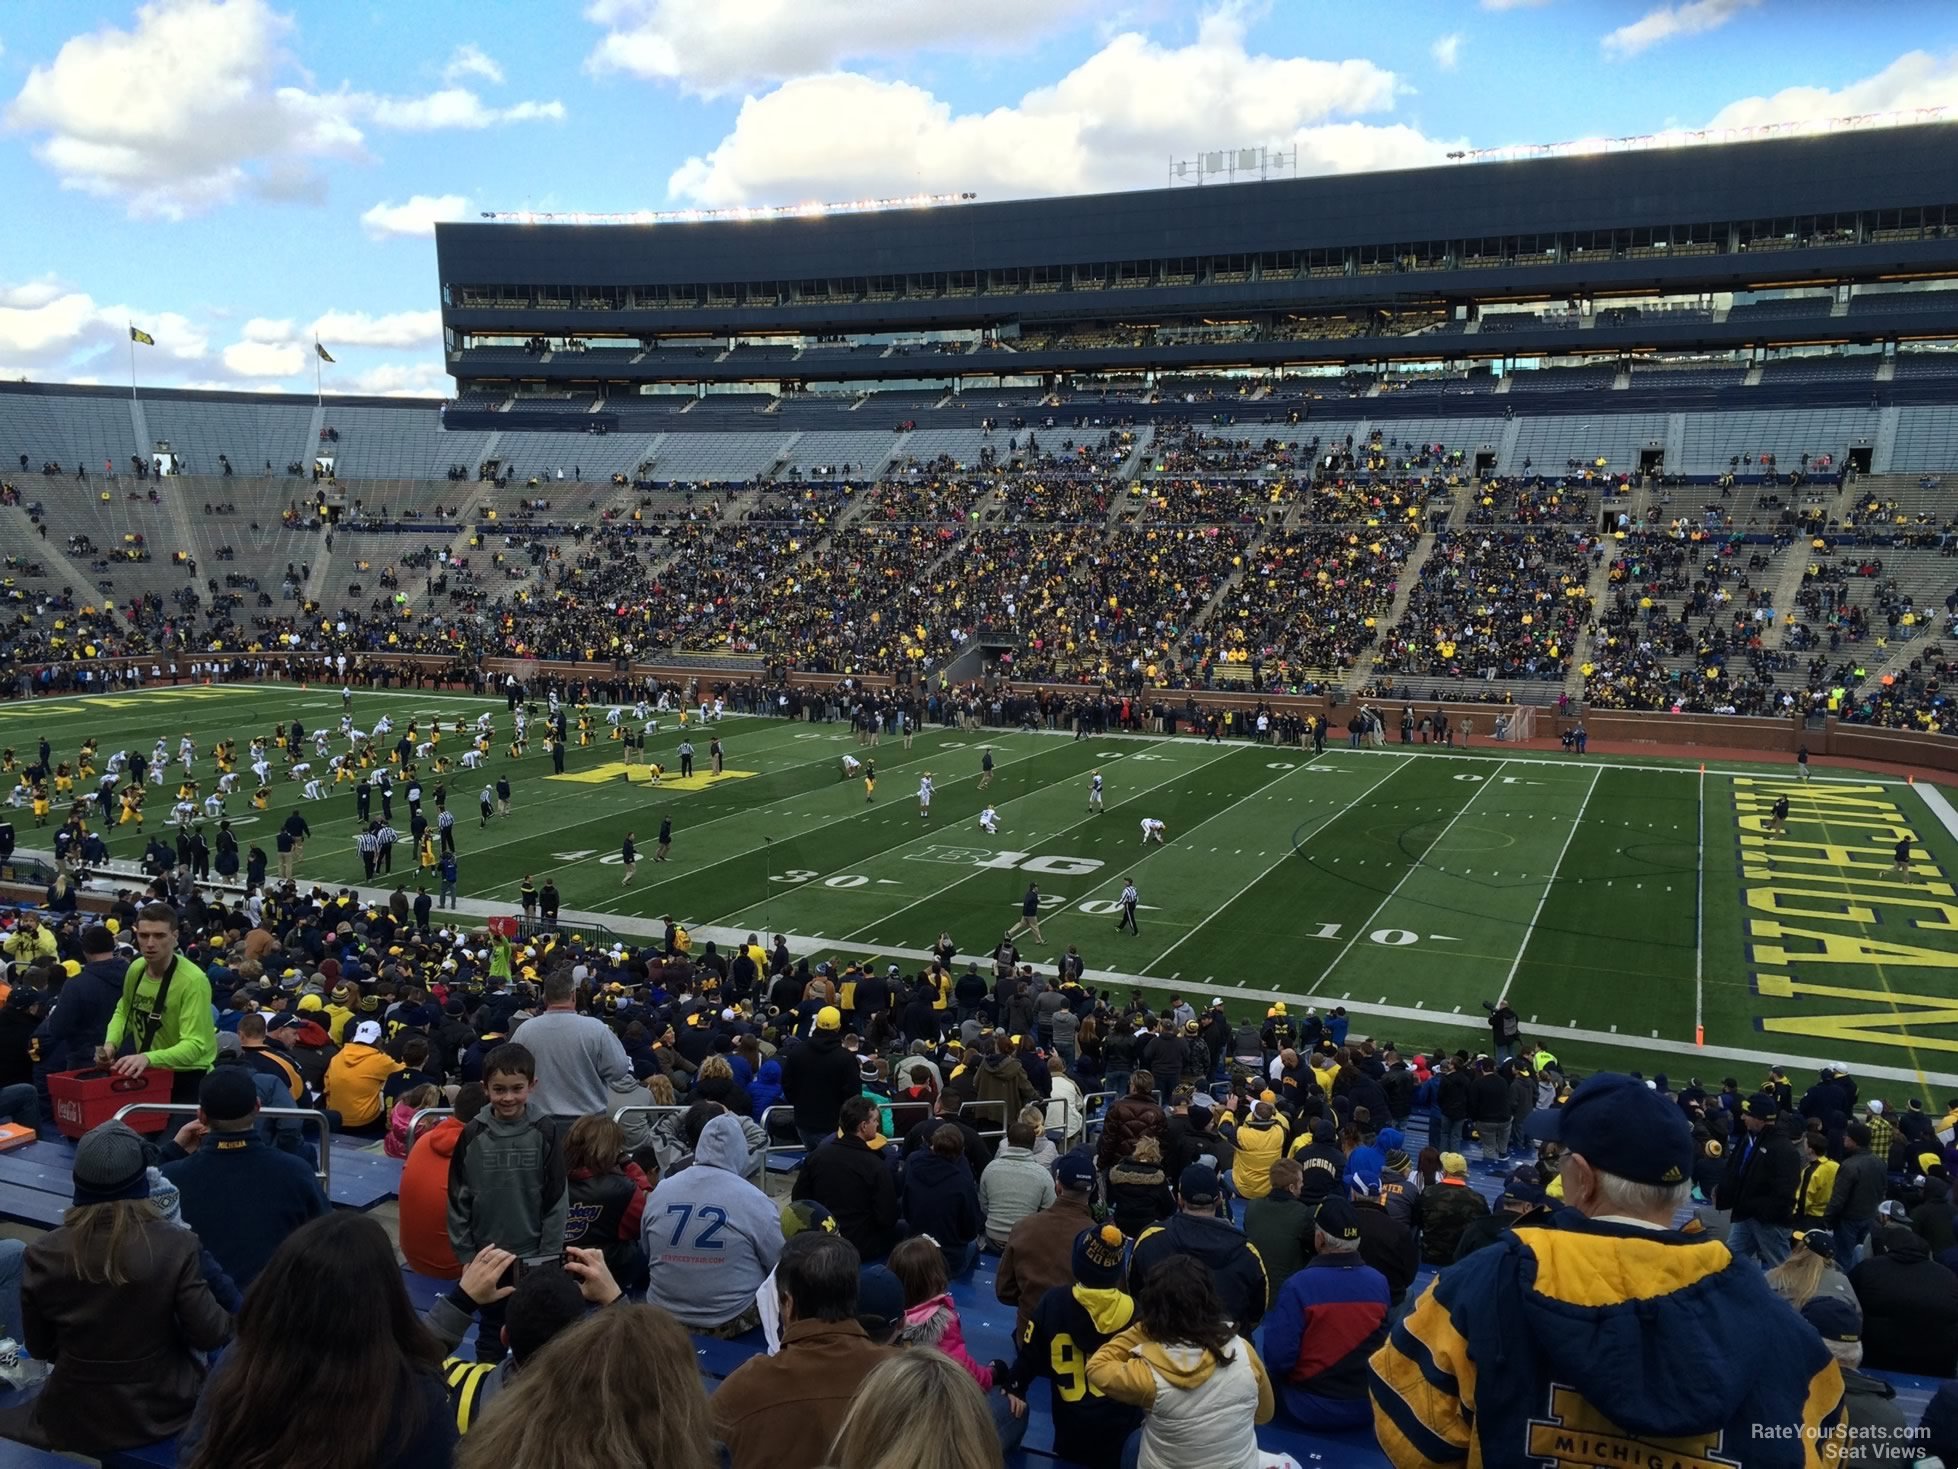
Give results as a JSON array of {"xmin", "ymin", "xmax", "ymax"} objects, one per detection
[{"xmin": 643, "ymin": 1114, "xmax": 786, "ymax": 1329}]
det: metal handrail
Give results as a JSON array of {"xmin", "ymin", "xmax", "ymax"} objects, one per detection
[
  {"xmin": 759, "ymin": 1103, "xmax": 811, "ymax": 1173},
  {"xmin": 958, "ymin": 1099, "xmax": 1008, "ymax": 1142},
  {"xmin": 609, "ymin": 1103, "xmax": 690, "ymax": 1130},
  {"xmin": 408, "ymin": 1105, "xmax": 455, "ymax": 1143},
  {"xmin": 114, "ymin": 1101, "xmax": 333, "ymax": 1192},
  {"xmin": 1080, "ymin": 1089, "xmax": 1116, "ymax": 1142}
]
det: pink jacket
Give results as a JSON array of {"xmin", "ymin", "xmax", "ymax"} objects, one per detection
[
  {"xmin": 898, "ymin": 1293, "xmax": 992, "ymax": 1390},
  {"xmin": 383, "ymin": 1098, "xmax": 416, "ymax": 1159}
]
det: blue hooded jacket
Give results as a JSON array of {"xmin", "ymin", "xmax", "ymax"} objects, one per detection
[{"xmin": 1370, "ymin": 1209, "xmax": 1845, "ymax": 1468}]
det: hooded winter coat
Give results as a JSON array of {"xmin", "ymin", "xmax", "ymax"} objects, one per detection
[
  {"xmin": 644, "ymin": 1114, "xmax": 785, "ymax": 1329},
  {"xmin": 1087, "ymin": 1325, "xmax": 1274, "ymax": 1469},
  {"xmin": 1370, "ymin": 1210, "xmax": 1847, "ymax": 1469},
  {"xmin": 399, "ymin": 1114, "xmax": 463, "ymax": 1278},
  {"xmin": 1129, "ymin": 1211, "xmax": 1268, "ymax": 1330},
  {"xmin": 974, "ymin": 1051, "xmax": 1037, "ymax": 1118},
  {"xmin": 1852, "ymin": 1224, "xmax": 1958, "ymax": 1376},
  {"xmin": 898, "ymin": 1292, "xmax": 993, "ymax": 1388},
  {"xmin": 779, "ymin": 1030, "xmax": 859, "ymax": 1134}
]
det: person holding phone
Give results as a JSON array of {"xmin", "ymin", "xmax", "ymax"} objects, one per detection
[{"xmin": 423, "ymin": 1243, "xmax": 625, "ymax": 1434}]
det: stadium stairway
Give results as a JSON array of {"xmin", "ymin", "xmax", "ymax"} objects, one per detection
[
  {"xmin": 0, "ymin": 514, "xmax": 93, "ymax": 599},
  {"xmin": 1345, "ymin": 529, "xmax": 1437, "ymax": 692}
]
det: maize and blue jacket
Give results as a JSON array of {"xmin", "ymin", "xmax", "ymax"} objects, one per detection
[{"xmin": 1368, "ymin": 1209, "xmax": 1846, "ymax": 1468}]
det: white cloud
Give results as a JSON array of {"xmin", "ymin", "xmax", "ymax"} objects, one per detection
[
  {"xmin": 221, "ymin": 338, "xmax": 304, "ymax": 376},
  {"xmin": 0, "ymin": 280, "xmax": 208, "ymax": 377},
  {"xmin": 1705, "ymin": 49, "xmax": 1958, "ymax": 129},
  {"xmin": 585, "ymin": 0, "xmax": 1088, "ymax": 96},
  {"xmin": 361, "ymin": 193, "xmax": 472, "ymax": 239},
  {"xmin": 667, "ymin": 10, "xmax": 1458, "ymax": 206},
  {"xmin": 443, "ymin": 42, "xmax": 504, "ymax": 86},
  {"xmin": 339, "ymin": 360, "xmax": 449, "ymax": 397},
  {"xmin": 7, "ymin": 0, "xmax": 561, "ymax": 218},
  {"xmin": 310, "ymin": 309, "xmax": 443, "ymax": 350},
  {"xmin": 368, "ymin": 89, "xmax": 564, "ymax": 130},
  {"xmin": 1603, "ymin": 0, "xmax": 1757, "ymax": 59},
  {"xmin": 1431, "ymin": 33, "xmax": 1463, "ymax": 70},
  {"xmin": 1479, "ymin": 0, "xmax": 1553, "ymax": 8},
  {"xmin": 240, "ymin": 316, "xmax": 294, "ymax": 343}
]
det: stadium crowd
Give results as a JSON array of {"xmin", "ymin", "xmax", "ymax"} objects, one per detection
[
  {"xmin": 14, "ymin": 463, "xmax": 1958, "ymax": 733},
  {"xmin": 0, "ymin": 886, "xmax": 1951, "ymax": 1466},
  {"xmin": 1372, "ymin": 530, "xmax": 1596, "ymax": 682}
]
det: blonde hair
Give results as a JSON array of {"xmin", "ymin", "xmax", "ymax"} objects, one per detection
[
  {"xmin": 455, "ymin": 1305, "xmax": 713, "ymax": 1469},
  {"xmin": 60, "ymin": 1199, "xmax": 164, "ymax": 1287},
  {"xmin": 646, "ymin": 1073, "xmax": 676, "ymax": 1105},
  {"xmin": 1129, "ymin": 1135, "xmax": 1163, "ymax": 1164},
  {"xmin": 1765, "ymin": 1247, "xmax": 1827, "ymax": 1310},
  {"xmin": 697, "ymin": 1054, "xmax": 733, "ymax": 1082},
  {"xmin": 828, "ymin": 1351, "xmax": 1004, "ymax": 1469}
]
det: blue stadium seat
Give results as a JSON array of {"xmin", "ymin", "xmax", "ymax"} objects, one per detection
[{"xmin": 0, "ymin": 1442, "xmax": 82, "ymax": 1468}]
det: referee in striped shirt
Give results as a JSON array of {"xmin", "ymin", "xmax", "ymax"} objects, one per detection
[
  {"xmin": 356, "ymin": 825, "xmax": 379, "ymax": 880},
  {"xmin": 437, "ymin": 806, "xmax": 456, "ymax": 854},
  {"xmin": 376, "ymin": 821, "xmax": 398, "ymax": 873}
]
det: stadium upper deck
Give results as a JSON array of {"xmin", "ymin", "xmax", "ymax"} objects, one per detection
[{"xmin": 436, "ymin": 121, "xmax": 1958, "ymax": 393}]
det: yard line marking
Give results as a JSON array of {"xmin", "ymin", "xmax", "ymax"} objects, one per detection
[
  {"xmin": 1694, "ymin": 764, "xmax": 1706, "ymax": 1041},
  {"xmin": 1496, "ymin": 763, "xmax": 1601, "ymax": 1007},
  {"xmin": 458, "ymin": 720, "xmax": 943, "ymax": 896},
  {"xmin": 1064, "ymin": 751, "xmax": 1336, "ymax": 911},
  {"xmin": 821, "ymin": 744, "xmax": 1245, "ymax": 942},
  {"xmin": 1142, "ymin": 755, "xmax": 1410, "ymax": 979},
  {"xmin": 558, "ymin": 731, "xmax": 1061, "ymax": 911},
  {"xmin": 1307, "ymin": 759, "xmax": 1510, "ymax": 996}
]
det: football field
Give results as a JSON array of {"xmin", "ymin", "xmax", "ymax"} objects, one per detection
[{"xmin": 8, "ymin": 683, "xmax": 1958, "ymax": 1094}]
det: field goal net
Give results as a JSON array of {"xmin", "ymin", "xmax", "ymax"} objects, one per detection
[{"xmin": 1494, "ymin": 706, "xmax": 1537, "ymax": 743}]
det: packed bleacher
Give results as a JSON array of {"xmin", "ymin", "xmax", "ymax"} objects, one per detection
[
  {"xmin": 1188, "ymin": 528, "xmax": 1416, "ymax": 690},
  {"xmin": 6, "ymin": 366, "xmax": 1958, "ymax": 731},
  {"xmin": 1372, "ymin": 530, "xmax": 1597, "ymax": 682},
  {"xmin": 0, "ymin": 873, "xmax": 1947, "ymax": 1467}
]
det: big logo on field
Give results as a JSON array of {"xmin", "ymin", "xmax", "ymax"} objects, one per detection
[
  {"xmin": 1735, "ymin": 779, "xmax": 1958, "ymax": 1057},
  {"xmin": 906, "ymin": 847, "xmax": 1103, "ymax": 875}
]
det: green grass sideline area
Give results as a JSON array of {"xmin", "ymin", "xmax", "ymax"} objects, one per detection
[{"xmin": 7, "ymin": 682, "xmax": 1958, "ymax": 1092}]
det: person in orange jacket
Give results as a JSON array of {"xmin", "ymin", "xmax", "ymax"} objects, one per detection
[{"xmin": 398, "ymin": 1084, "xmax": 483, "ymax": 1280}]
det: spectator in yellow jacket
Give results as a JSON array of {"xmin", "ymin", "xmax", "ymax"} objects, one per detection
[
  {"xmin": 323, "ymin": 1020, "xmax": 403, "ymax": 1132},
  {"xmin": 1223, "ymin": 1098, "xmax": 1287, "ymax": 1201},
  {"xmin": 1, "ymin": 912, "xmax": 57, "ymax": 967}
]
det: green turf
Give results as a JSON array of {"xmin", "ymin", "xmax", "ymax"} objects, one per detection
[{"xmin": 8, "ymin": 683, "xmax": 1958, "ymax": 1093}]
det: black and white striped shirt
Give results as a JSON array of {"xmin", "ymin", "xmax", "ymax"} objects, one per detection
[
  {"xmin": 376, "ymin": 825, "xmax": 398, "ymax": 848},
  {"xmin": 356, "ymin": 832, "xmax": 379, "ymax": 856}
]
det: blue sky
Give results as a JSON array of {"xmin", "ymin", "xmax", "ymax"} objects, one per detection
[{"xmin": 0, "ymin": 0, "xmax": 1954, "ymax": 397}]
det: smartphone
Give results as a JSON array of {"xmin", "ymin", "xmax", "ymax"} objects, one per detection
[{"xmin": 497, "ymin": 1254, "xmax": 564, "ymax": 1290}]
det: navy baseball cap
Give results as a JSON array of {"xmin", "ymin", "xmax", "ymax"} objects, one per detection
[
  {"xmin": 1527, "ymin": 1072, "xmax": 1694, "ymax": 1187},
  {"xmin": 1057, "ymin": 1153, "xmax": 1096, "ymax": 1191},
  {"xmin": 1313, "ymin": 1195, "xmax": 1361, "ymax": 1242},
  {"xmin": 1500, "ymin": 1165, "xmax": 1547, "ymax": 1209},
  {"xmin": 1178, "ymin": 1163, "xmax": 1220, "ymax": 1205}
]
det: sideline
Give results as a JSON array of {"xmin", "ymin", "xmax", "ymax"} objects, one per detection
[{"xmin": 25, "ymin": 852, "xmax": 1954, "ymax": 1089}]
